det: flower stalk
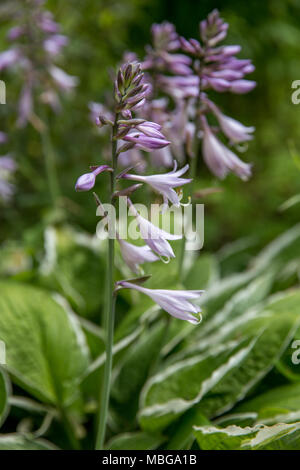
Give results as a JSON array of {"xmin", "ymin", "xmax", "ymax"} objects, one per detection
[{"xmin": 95, "ymin": 113, "xmax": 119, "ymax": 450}]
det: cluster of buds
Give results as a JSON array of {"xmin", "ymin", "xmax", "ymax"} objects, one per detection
[
  {"xmin": 0, "ymin": 133, "xmax": 17, "ymax": 202},
  {"xmin": 0, "ymin": 0, "xmax": 77, "ymax": 128},
  {"xmin": 114, "ymin": 62, "xmax": 150, "ymax": 118},
  {"xmin": 75, "ymin": 62, "xmax": 203, "ymax": 324}
]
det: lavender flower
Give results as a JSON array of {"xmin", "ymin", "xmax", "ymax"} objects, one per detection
[
  {"xmin": 116, "ymin": 281, "xmax": 204, "ymax": 324},
  {"xmin": 120, "ymin": 161, "xmax": 191, "ymax": 210},
  {"xmin": 117, "ymin": 235, "xmax": 159, "ymax": 274},
  {"xmin": 123, "ymin": 131, "xmax": 170, "ymax": 152},
  {"xmin": 75, "ymin": 165, "xmax": 112, "ymax": 192},
  {"xmin": 214, "ymin": 111, "xmax": 255, "ymax": 144},
  {"xmin": 128, "ymin": 199, "xmax": 182, "ymax": 259},
  {"xmin": 143, "ymin": 22, "xmax": 192, "ymax": 76}
]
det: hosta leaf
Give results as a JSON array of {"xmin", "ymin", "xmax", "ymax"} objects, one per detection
[
  {"xmin": 81, "ymin": 324, "xmax": 143, "ymax": 403},
  {"xmin": 139, "ymin": 338, "xmax": 254, "ymax": 432},
  {"xmin": 194, "ymin": 422, "xmax": 300, "ymax": 450},
  {"xmin": 112, "ymin": 322, "xmax": 166, "ymax": 405},
  {"xmin": 38, "ymin": 226, "xmax": 105, "ymax": 319},
  {"xmin": 0, "ymin": 434, "xmax": 58, "ymax": 450},
  {"xmin": 111, "ymin": 322, "xmax": 166, "ymax": 427},
  {"xmin": 218, "ymin": 236, "xmax": 259, "ymax": 276},
  {"xmin": 165, "ymin": 409, "xmax": 209, "ymax": 450},
  {"xmin": 253, "ymin": 223, "xmax": 300, "ymax": 273},
  {"xmin": 196, "ymin": 314, "xmax": 297, "ymax": 419},
  {"xmin": 106, "ymin": 432, "xmax": 164, "ymax": 450},
  {"xmin": 0, "ymin": 281, "xmax": 89, "ymax": 405},
  {"xmin": 196, "ymin": 273, "xmax": 274, "ymax": 341},
  {"xmin": 194, "ymin": 424, "xmax": 257, "ymax": 450},
  {"xmin": 236, "ymin": 382, "xmax": 300, "ymax": 420},
  {"xmin": 183, "ymin": 254, "xmax": 219, "ymax": 290},
  {"xmin": 139, "ymin": 290, "xmax": 300, "ymax": 432},
  {"xmin": 199, "ymin": 270, "xmax": 256, "ymax": 319},
  {"xmin": 78, "ymin": 317, "xmax": 105, "ymax": 360}
]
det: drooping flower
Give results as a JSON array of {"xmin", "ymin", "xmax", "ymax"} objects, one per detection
[
  {"xmin": 120, "ymin": 161, "xmax": 191, "ymax": 210},
  {"xmin": 207, "ymin": 101, "xmax": 255, "ymax": 143},
  {"xmin": 116, "ymin": 281, "xmax": 204, "ymax": 324},
  {"xmin": 117, "ymin": 234, "xmax": 159, "ymax": 274},
  {"xmin": 128, "ymin": 199, "xmax": 182, "ymax": 259},
  {"xmin": 75, "ymin": 165, "xmax": 112, "ymax": 192},
  {"xmin": 201, "ymin": 117, "xmax": 252, "ymax": 181},
  {"xmin": 216, "ymin": 112, "xmax": 255, "ymax": 144}
]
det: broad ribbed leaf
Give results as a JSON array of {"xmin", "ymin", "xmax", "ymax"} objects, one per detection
[{"xmin": 0, "ymin": 281, "xmax": 89, "ymax": 405}]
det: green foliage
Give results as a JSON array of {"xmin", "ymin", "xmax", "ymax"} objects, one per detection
[
  {"xmin": 194, "ymin": 422, "xmax": 300, "ymax": 450},
  {"xmin": 106, "ymin": 432, "xmax": 165, "ymax": 450},
  {"xmin": 0, "ymin": 222, "xmax": 300, "ymax": 449},
  {"xmin": 0, "ymin": 281, "xmax": 89, "ymax": 405},
  {"xmin": 0, "ymin": 435, "xmax": 57, "ymax": 450}
]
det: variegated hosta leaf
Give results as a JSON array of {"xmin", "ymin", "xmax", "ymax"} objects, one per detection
[
  {"xmin": 0, "ymin": 281, "xmax": 89, "ymax": 406},
  {"xmin": 194, "ymin": 422, "xmax": 300, "ymax": 450},
  {"xmin": 139, "ymin": 291, "xmax": 300, "ymax": 432}
]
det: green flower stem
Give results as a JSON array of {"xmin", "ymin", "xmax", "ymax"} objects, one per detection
[{"xmin": 95, "ymin": 114, "xmax": 119, "ymax": 450}]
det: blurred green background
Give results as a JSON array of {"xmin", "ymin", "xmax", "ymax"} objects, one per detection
[
  {"xmin": 1, "ymin": 0, "xmax": 300, "ymax": 450},
  {"xmin": 1, "ymin": 0, "xmax": 300, "ymax": 253}
]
